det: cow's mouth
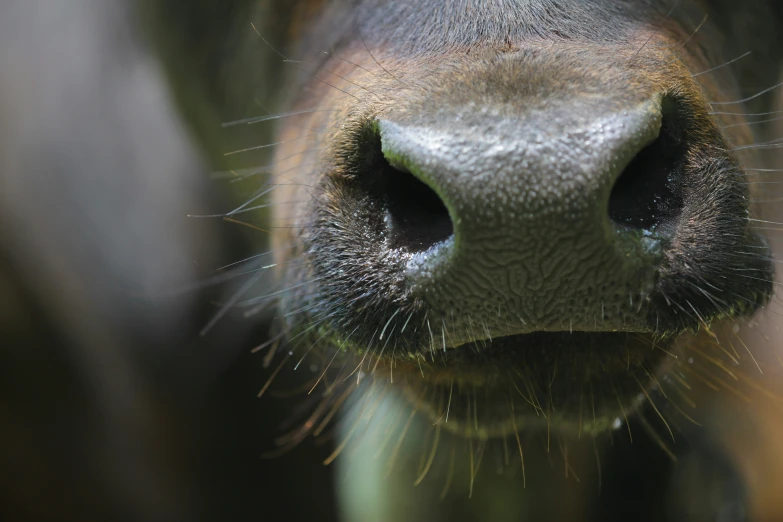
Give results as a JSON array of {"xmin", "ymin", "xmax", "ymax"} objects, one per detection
[{"xmin": 385, "ymin": 330, "xmax": 677, "ymax": 438}]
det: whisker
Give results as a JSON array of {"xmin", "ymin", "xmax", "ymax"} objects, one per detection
[
  {"xmin": 215, "ymin": 241, "xmax": 303, "ymax": 272},
  {"xmin": 733, "ymin": 331, "xmax": 763, "ymax": 374},
  {"xmin": 213, "ymin": 147, "xmax": 327, "ymax": 181},
  {"xmin": 638, "ymin": 414, "xmax": 677, "ymax": 462},
  {"xmin": 221, "ymin": 108, "xmax": 338, "ymax": 128},
  {"xmin": 691, "ymin": 51, "xmax": 751, "ymax": 78},
  {"xmin": 592, "ymin": 439, "xmax": 603, "ymax": 492},
  {"xmin": 238, "ymin": 276, "xmax": 326, "ymax": 307},
  {"xmin": 294, "ymin": 330, "xmax": 331, "ymax": 371},
  {"xmin": 722, "ymin": 115, "xmax": 783, "ymax": 129},
  {"xmin": 225, "ymin": 184, "xmax": 283, "ymax": 216},
  {"xmin": 309, "ymin": 325, "xmax": 362, "ymax": 394},
  {"xmin": 413, "ymin": 423, "xmax": 441, "ymax": 486},
  {"xmin": 710, "ymin": 81, "xmax": 783, "ymax": 106},
  {"xmin": 224, "ymin": 130, "xmax": 332, "ymax": 156},
  {"xmin": 313, "ymin": 76, "xmax": 361, "ymax": 101},
  {"xmin": 630, "ymin": 0, "xmax": 681, "ymax": 63},
  {"xmin": 468, "ymin": 437, "xmax": 475, "ymax": 498},
  {"xmin": 257, "ymin": 351, "xmax": 292, "ymax": 398},
  {"xmin": 225, "ymin": 167, "xmax": 334, "ymax": 216},
  {"xmin": 358, "ymin": 30, "xmax": 404, "ymax": 84},
  {"xmin": 188, "ymin": 200, "xmax": 303, "ymax": 219},
  {"xmin": 678, "ymin": 13, "xmax": 708, "ymax": 48},
  {"xmin": 313, "ymin": 383, "xmax": 358, "ymax": 437},
  {"xmin": 200, "ymin": 270, "xmax": 265, "ymax": 336},
  {"xmin": 321, "ymin": 65, "xmax": 385, "ymax": 97},
  {"xmin": 749, "ymin": 218, "xmax": 783, "ymax": 226},
  {"xmin": 230, "ymin": 160, "xmax": 322, "ymax": 186},
  {"xmin": 439, "ymin": 443, "xmax": 457, "ymax": 500},
  {"xmin": 612, "ymin": 385, "xmax": 633, "ymax": 443},
  {"xmin": 322, "ymin": 386, "xmax": 380, "ymax": 466},
  {"xmin": 222, "ymin": 216, "xmax": 269, "ymax": 234},
  {"xmin": 385, "ymin": 409, "xmax": 417, "ymax": 476},
  {"xmin": 731, "ymin": 137, "xmax": 783, "ymax": 151},
  {"xmin": 710, "ymin": 109, "xmax": 783, "ymax": 117},
  {"xmin": 250, "ymin": 21, "xmax": 289, "ymax": 60},
  {"xmin": 152, "ymin": 249, "xmax": 296, "ymax": 296},
  {"xmin": 734, "ymin": 273, "xmax": 783, "ymax": 287},
  {"xmin": 509, "ymin": 399, "xmax": 526, "ymax": 488},
  {"xmin": 251, "ymin": 329, "xmax": 290, "ymax": 355},
  {"xmin": 321, "ymin": 48, "xmax": 381, "ymax": 79}
]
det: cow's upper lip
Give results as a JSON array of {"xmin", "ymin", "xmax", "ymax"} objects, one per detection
[{"xmin": 401, "ymin": 326, "xmax": 671, "ymax": 357}]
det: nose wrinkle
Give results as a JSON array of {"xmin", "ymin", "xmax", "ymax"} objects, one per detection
[{"xmin": 377, "ymin": 97, "xmax": 665, "ymax": 335}]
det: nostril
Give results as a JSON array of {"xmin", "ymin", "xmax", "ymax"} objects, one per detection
[
  {"xmin": 358, "ymin": 128, "xmax": 453, "ymax": 252},
  {"xmin": 608, "ymin": 98, "xmax": 687, "ymax": 232},
  {"xmin": 380, "ymin": 164, "xmax": 454, "ymax": 251}
]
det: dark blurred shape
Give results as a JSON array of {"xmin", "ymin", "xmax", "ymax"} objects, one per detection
[{"xmin": 0, "ymin": 1, "xmax": 338, "ymax": 521}]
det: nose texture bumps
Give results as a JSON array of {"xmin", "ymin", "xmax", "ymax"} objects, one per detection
[{"xmin": 377, "ymin": 95, "xmax": 668, "ymax": 341}]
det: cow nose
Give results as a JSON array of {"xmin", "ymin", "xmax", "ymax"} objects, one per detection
[{"xmin": 362, "ymin": 95, "xmax": 688, "ymax": 334}]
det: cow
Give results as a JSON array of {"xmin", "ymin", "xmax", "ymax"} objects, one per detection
[{"xmin": 2, "ymin": 1, "xmax": 782, "ymax": 521}]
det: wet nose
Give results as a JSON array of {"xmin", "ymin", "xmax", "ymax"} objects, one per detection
[{"xmin": 364, "ymin": 94, "xmax": 688, "ymax": 335}]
